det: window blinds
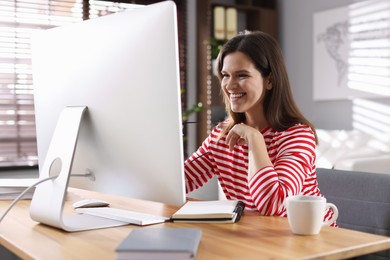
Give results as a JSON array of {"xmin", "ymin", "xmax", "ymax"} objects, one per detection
[{"xmin": 0, "ymin": 0, "xmax": 137, "ymax": 167}]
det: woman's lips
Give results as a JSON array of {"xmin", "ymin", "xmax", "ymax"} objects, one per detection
[{"xmin": 230, "ymin": 93, "xmax": 245, "ymax": 101}]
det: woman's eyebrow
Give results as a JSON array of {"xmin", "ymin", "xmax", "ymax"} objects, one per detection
[
  {"xmin": 235, "ymin": 70, "xmax": 250, "ymax": 73},
  {"xmin": 221, "ymin": 69, "xmax": 250, "ymax": 74}
]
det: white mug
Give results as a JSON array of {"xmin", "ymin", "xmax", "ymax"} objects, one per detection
[{"xmin": 285, "ymin": 195, "xmax": 338, "ymax": 235}]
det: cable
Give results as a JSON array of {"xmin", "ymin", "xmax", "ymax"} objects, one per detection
[
  {"xmin": 0, "ymin": 175, "xmax": 56, "ymax": 223},
  {"xmin": 0, "ymin": 172, "xmax": 95, "ymax": 223},
  {"xmin": 189, "ymin": 152, "xmax": 209, "ymax": 162}
]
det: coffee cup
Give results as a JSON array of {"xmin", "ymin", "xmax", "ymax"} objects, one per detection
[{"xmin": 285, "ymin": 195, "xmax": 338, "ymax": 235}]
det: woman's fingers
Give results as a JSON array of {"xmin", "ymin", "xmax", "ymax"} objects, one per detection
[
  {"xmin": 226, "ymin": 133, "xmax": 240, "ymax": 150},
  {"xmin": 226, "ymin": 124, "xmax": 247, "ymax": 151}
]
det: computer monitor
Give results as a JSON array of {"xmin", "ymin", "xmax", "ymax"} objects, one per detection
[{"xmin": 31, "ymin": 1, "xmax": 185, "ymax": 209}]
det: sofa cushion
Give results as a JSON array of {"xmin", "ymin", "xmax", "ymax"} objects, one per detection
[
  {"xmin": 316, "ymin": 129, "xmax": 390, "ymax": 174},
  {"xmin": 316, "ymin": 168, "xmax": 390, "ymax": 260}
]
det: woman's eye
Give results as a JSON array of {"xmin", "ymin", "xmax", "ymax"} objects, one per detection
[{"xmin": 238, "ymin": 74, "xmax": 248, "ymax": 78}]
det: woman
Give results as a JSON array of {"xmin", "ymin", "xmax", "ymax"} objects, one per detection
[{"xmin": 184, "ymin": 31, "xmax": 334, "ymax": 222}]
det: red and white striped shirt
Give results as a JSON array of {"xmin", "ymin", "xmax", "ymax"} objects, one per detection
[{"xmin": 184, "ymin": 123, "xmax": 334, "ymax": 222}]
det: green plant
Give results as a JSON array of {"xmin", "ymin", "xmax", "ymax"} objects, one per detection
[
  {"xmin": 182, "ymin": 102, "xmax": 203, "ymax": 122},
  {"xmin": 209, "ymin": 38, "xmax": 225, "ymax": 60}
]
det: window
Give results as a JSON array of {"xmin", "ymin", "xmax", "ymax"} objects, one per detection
[{"xmin": 0, "ymin": 0, "xmax": 139, "ymax": 167}]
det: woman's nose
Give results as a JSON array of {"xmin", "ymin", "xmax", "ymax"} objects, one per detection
[{"xmin": 225, "ymin": 78, "xmax": 237, "ymax": 90}]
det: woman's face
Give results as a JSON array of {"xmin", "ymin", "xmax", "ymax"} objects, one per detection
[{"xmin": 221, "ymin": 51, "xmax": 268, "ymax": 115}]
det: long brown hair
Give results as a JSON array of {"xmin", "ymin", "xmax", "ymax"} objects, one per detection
[{"xmin": 216, "ymin": 31, "xmax": 317, "ymax": 142}]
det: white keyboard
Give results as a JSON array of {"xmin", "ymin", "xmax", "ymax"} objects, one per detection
[{"xmin": 75, "ymin": 207, "xmax": 170, "ymax": 226}]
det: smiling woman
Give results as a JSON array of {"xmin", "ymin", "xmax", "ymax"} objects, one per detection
[
  {"xmin": 220, "ymin": 51, "xmax": 268, "ymax": 119},
  {"xmin": 183, "ymin": 31, "xmax": 336, "ymax": 226}
]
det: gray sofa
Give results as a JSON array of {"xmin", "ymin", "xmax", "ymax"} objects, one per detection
[{"xmin": 316, "ymin": 168, "xmax": 390, "ymax": 260}]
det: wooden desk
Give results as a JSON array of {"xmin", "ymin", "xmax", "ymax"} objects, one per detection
[{"xmin": 1, "ymin": 188, "xmax": 390, "ymax": 260}]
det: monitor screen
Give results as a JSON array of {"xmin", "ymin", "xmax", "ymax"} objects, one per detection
[{"xmin": 31, "ymin": 1, "xmax": 186, "ymax": 206}]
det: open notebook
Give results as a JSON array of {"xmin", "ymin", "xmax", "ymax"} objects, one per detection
[{"xmin": 171, "ymin": 200, "xmax": 245, "ymax": 223}]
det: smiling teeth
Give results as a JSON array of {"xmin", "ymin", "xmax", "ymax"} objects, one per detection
[{"xmin": 230, "ymin": 93, "xmax": 245, "ymax": 98}]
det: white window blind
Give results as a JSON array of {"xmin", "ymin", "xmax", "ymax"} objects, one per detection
[{"xmin": 0, "ymin": 0, "xmax": 138, "ymax": 167}]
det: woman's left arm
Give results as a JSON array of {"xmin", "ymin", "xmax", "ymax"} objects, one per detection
[
  {"xmin": 226, "ymin": 124, "xmax": 316, "ymax": 215},
  {"xmin": 251, "ymin": 127, "xmax": 316, "ymax": 215}
]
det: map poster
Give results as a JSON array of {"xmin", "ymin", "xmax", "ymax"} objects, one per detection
[{"xmin": 313, "ymin": 4, "xmax": 378, "ymax": 101}]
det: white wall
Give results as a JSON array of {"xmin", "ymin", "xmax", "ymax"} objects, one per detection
[{"xmin": 278, "ymin": 0, "xmax": 390, "ymax": 130}]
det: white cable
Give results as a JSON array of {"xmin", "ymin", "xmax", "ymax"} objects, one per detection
[
  {"xmin": 0, "ymin": 176, "xmax": 57, "ymax": 223},
  {"xmin": 0, "ymin": 172, "xmax": 95, "ymax": 223}
]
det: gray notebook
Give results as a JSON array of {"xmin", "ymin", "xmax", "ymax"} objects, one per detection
[{"xmin": 116, "ymin": 228, "xmax": 202, "ymax": 260}]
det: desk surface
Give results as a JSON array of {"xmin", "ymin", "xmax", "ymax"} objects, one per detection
[{"xmin": 1, "ymin": 188, "xmax": 390, "ymax": 260}]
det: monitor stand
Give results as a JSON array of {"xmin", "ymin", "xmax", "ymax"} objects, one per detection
[{"xmin": 29, "ymin": 106, "xmax": 127, "ymax": 232}]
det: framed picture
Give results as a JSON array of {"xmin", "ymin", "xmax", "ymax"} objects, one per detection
[{"xmin": 313, "ymin": 1, "xmax": 390, "ymax": 100}]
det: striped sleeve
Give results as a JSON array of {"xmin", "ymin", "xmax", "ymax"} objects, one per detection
[
  {"xmin": 184, "ymin": 132, "xmax": 215, "ymax": 193},
  {"xmin": 248, "ymin": 125, "xmax": 317, "ymax": 216}
]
